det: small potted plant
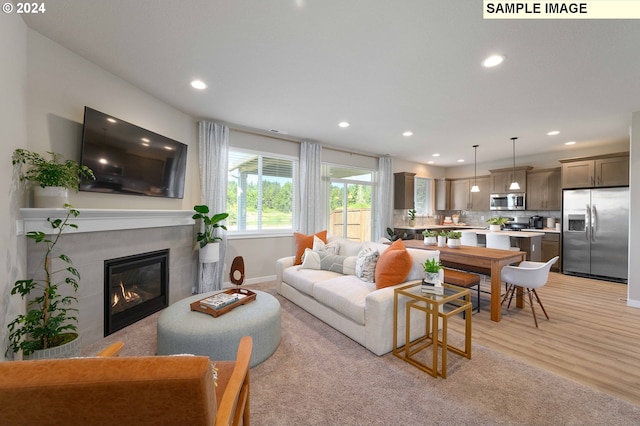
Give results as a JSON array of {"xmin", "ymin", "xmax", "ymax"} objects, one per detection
[
  {"xmin": 408, "ymin": 209, "xmax": 417, "ymax": 227},
  {"xmin": 446, "ymin": 231, "xmax": 462, "ymax": 248},
  {"xmin": 422, "ymin": 230, "xmax": 437, "ymax": 245},
  {"xmin": 7, "ymin": 205, "xmax": 82, "ymax": 359},
  {"xmin": 192, "ymin": 205, "xmax": 229, "ymax": 263},
  {"xmin": 422, "ymin": 258, "xmax": 444, "ymax": 295},
  {"xmin": 437, "ymin": 230, "xmax": 447, "ymax": 247},
  {"xmin": 487, "ymin": 216, "xmax": 509, "ymax": 232},
  {"xmin": 12, "ymin": 149, "xmax": 95, "ymax": 208}
]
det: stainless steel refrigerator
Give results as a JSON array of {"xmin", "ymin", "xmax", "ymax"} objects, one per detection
[{"xmin": 563, "ymin": 187, "xmax": 629, "ymax": 282}]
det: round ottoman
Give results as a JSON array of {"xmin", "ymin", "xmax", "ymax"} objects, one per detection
[{"xmin": 157, "ymin": 290, "xmax": 281, "ymax": 367}]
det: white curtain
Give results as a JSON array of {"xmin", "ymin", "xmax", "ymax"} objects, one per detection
[
  {"xmin": 197, "ymin": 121, "xmax": 229, "ymax": 293},
  {"xmin": 299, "ymin": 141, "xmax": 323, "ymax": 234},
  {"xmin": 374, "ymin": 156, "xmax": 393, "ymax": 242}
]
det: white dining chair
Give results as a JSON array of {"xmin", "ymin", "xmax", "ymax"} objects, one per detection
[
  {"xmin": 500, "ymin": 256, "xmax": 559, "ymax": 327},
  {"xmin": 485, "ymin": 233, "xmax": 520, "ymax": 251},
  {"xmin": 460, "ymin": 231, "xmax": 478, "ymax": 247}
]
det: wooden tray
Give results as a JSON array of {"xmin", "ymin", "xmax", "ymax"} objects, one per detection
[{"xmin": 190, "ymin": 288, "xmax": 256, "ymax": 318}]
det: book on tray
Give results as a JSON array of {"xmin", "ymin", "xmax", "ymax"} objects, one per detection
[{"xmin": 199, "ymin": 293, "xmax": 239, "ymax": 310}]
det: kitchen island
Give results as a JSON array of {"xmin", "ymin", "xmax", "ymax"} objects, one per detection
[{"xmin": 459, "ymin": 229, "xmax": 543, "ymax": 261}]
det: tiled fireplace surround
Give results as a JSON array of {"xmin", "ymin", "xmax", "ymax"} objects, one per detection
[{"xmin": 21, "ymin": 209, "xmax": 197, "ymax": 349}]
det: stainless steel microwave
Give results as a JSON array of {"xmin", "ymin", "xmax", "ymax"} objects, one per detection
[{"xmin": 490, "ymin": 193, "xmax": 526, "ymax": 211}]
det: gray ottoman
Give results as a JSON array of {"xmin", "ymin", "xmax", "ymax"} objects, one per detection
[{"xmin": 157, "ymin": 289, "xmax": 281, "ymax": 367}]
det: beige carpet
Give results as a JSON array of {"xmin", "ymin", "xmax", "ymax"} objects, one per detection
[{"xmin": 84, "ymin": 282, "xmax": 640, "ymax": 425}]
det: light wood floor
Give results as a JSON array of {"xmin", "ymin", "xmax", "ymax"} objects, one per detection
[{"xmin": 448, "ymin": 272, "xmax": 640, "ymax": 406}]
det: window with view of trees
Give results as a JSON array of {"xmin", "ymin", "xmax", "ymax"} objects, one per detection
[
  {"xmin": 414, "ymin": 177, "xmax": 433, "ymax": 217},
  {"xmin": 326, "ymin": 165, "xmax": 373, "ymax": 242},
  {"xmin": 227, "ymin": 150, "xmax": 297, "ymax": 232}
]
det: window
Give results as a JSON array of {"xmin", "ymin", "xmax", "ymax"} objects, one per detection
[
  {"xmin": 414, "ymin": 177, "xmax": 433, "ymax": 217},
  {"xmin": 326, "ymin": 165, "xmax": 373, "ymax": 242},
  {"xmin": 227, "ymin": 149, "xmax": 297, "ymax": 233}
]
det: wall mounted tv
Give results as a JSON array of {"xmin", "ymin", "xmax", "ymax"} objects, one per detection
[{"xmin": 80, "ymin": 107, "xmax": 187, "ymax": 198}]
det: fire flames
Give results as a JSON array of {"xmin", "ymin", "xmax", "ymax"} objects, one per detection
[{"xmin": 112, "ymin": 281, "xmax": 141, "ymax": 308}]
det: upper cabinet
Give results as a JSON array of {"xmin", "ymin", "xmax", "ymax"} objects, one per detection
[
  {"xmin": 448, "ymin": 176, "xmax": 490, "ymax": 211},
  {"xmin": 489, "ymin": 166, "xmax": 532, "ymax": 193},
  {"xmin": 435, "ymin": 178, "xmax": 451, "ymax": 211},
  {"xmin": 526, "ymin": 168, "xmax": 561, "ymax": 210},
  {"xmin": 560, "ymin": 153, "xmax": 629, "ymax": 188},
  {"xmin": 394, "ymin": 172, "xmax": 416, "ymax": 209}
]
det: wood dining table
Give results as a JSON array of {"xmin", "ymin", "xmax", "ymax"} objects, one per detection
[{"xmin": 402, "ymin": 240, "xmax": 526, "ymax": 322}]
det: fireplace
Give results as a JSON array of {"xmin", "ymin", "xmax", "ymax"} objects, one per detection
[{"xmin": 104, "ymin": 249, "xmax": 169, "ymax": 336}]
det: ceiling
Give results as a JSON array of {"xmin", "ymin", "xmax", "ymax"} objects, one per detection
[{"xmin": 22, "ymin": 1, "xmax": 640, "ymax": 167}]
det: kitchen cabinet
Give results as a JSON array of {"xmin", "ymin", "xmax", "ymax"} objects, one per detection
[
  {"xmin": 541, "ymin": 232, "xmax": 561, "ymax": 272},
  {"xmin": 527, "ymin": 168, "xmax": 561, "ymax": 210},
  {"xmin": 435, "ymin": 178, "xmax": 450, "ymax": 210},
  {"xmin": 560, "ymin": 153, "xmax": 629, "ymax": 188},
  {"xmin": 489, "ymin": 166, "xmax": 531, "ymax": 193},
  {"xmin": 394, "ymin": 172, "xmax": 415, "ymax": 209},
  {"xmin": 448, "ymin": 176, "xmax": 490, "ymax": 211}
]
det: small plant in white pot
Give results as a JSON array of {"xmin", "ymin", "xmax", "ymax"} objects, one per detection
[
  {"xmin": 408, "ymin": 209, "xmax": 417, "ymax": 227},
  {"xmin": 192, "ymin": 205, "xmax": 229, "ymax": 263},
  {"xmin": 437, "ymin": 230, "xmax": 447, "ymax": 247},
  {"xmin": 487, "ymin": 216, "xmax": 509, "ymax": 232},
  {"xmin": 422, "ymin": 230, "xmax": 437, "ymax": 245},
  {"xmin": 7, "ymin": 205, "xmax": 82, "ymax": 359},
  {"xmin": 12, "ymin": 149, "xmax": 94, "ymax": 208},
  {"xmin": 423, "ymin": 258, "xmax": 443, "ymax": 284},
  {"xmin": 446, "ymin": 231, "xmax": 462, "ymax": 248}
]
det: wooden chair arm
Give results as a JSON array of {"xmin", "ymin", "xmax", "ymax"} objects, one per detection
[{"xmin": 216, "ymin": 336, "xmax": 253, "ymax": 426}]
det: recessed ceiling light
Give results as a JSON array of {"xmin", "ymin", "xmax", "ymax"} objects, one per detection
[
  {"xmin": 427, "ymin": 161, "xmax": 435, "ymax": 164},
  {"xmin": 190, "ymin": 80, "xmax": 207, "ymax": 90},
  {"xmin": 432, "ymin": 153, "xmax": 440, "ymax": 157},
  {"xmin": 565, "ymin": 141, "xmax": 576, "ymax": 145},
  {"xmin": 482, "ymin": 54, "xmax": 505, "ymax": 68},
  {"xmin": 141, "ymin": 137, "xmax": 150, "ymax": 142},
  {"xmin": 458, "ymin": 159, "xmax": 465, "ymax": 163},
  {"xmin": 338, "ymin": 121, "xmax": 350, "ymax": 128},
  {"xmin": 547, "ymin": 130, "xmax": 560, "ymax": 136},
  {"xmin": 402, "ymin": 131, "xmax": 413, "ymax": 137},
  {"xmin": 99, "ymin": 158, "xmax": 108, "ymax": 164}
]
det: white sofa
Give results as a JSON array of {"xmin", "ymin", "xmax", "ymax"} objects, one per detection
[{"xmin": 276, "ymin": 237, "xmax": 441, "ymax": 355}]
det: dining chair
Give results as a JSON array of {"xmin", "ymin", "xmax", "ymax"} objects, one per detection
[
  {"xmin": 485, "ymin": 233, "xmax": 520, "ymax": 251},
  {"xmin": 500, "ymin": 256, "xmax": 559, "ymax": 327},
  {"xmin": 460, "ymin": 231, "xmax": 478, "ymax": 247}
]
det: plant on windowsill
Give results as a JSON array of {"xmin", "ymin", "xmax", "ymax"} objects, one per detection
[
  {"xmin": 6, "ymin": 205, "xmax": 82, "ymax": 359},
  {"xmin": 192, "ymin": 205, "xmax": 229, "ymax": 263},
  {"xmin": 12, "ymin": 149, "xmax": 95, "ymax": 208}
]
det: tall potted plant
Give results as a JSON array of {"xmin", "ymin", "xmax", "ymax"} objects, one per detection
[
  {"xmin": 192, "ymin": 205, "xmax": 229, "ymax": 263},
  {"xmin": 12, "ymin": 149, "xmax": 95, "ymax": 208},
  {"xmin": 7, "ymin": 205, "xmax": 82, "ymax": 359}
]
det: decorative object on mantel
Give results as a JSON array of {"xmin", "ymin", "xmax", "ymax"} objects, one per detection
[
  {"xmin": 508, "ymin": 137, "xmax": 520, "ymax": 190},
  {"xmin": 192, "ymin": 204, "xmax": 229, "ymax": 263},
  {"xmin": 7, "ymin": 205, "xmax": 82, "ymax": 359},
  {"xmin": 487, "ymin": 216, "xmax": 510, "ymax": 232},
  {"xmin": 12, "ymin": 149, "xmax": 95, "ymax": 208},
  {"xmin": 408, "ymin": 209, "xmax": 416, "ymax": 227},
  {"xmin": 446, "ymin": 231, "xmax": 462, "ymax": 248}
]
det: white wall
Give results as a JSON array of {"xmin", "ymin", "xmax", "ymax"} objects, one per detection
[
  {"xmin": 628, "ymin": 112, "xmax": 639, "ymax": 307},
  {"xmin": 1, "ymin": 14, "xmax": 28, "ymax": 360},
  {"xmin": 26, "ymin": 29, "xmax": 199, "ymax": 210}
]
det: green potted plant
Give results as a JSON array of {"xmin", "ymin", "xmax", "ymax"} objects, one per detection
[
  {"xmin": 437, "ymin": 230, "xmax": 447, "ymax": 247},
  {"xmin": 423, "ymin": 258, "xmax": 443, "ymax": 286},
  {"xmin": 12, "ymin": 149, "xmax": 95, "ymax": 208},
  {"xmin": 487, "ymin": 216, "xmax": 510, "ymax": 231},
  {"xmin": 192, "ymin": 205, "xmax": 229, "ymax": 263},
  {"xmin": 7, "ymin": 205, "xmax": 82, "ymax": 359},
  {"xmin": 446, "ymin": 231, "xmax": 462, "ymax": 248},
  {"xmin": 422, "ymin": 230, "xmax": 437, "ymax": 245},
  {"xmin": 408, "ymin": 209, "xmax": 417, "ymax": 227}
]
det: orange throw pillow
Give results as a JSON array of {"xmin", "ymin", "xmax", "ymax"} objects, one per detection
[
  {"xmin": 293, "ymin": 230, "xmax": 327, "ymax": 265},
  {"xmin": 375, "ymin": 239, "xmax": 412, "ymax": 289}
]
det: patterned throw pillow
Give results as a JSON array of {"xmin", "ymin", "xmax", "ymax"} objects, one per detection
[
  {"xmin": 355, "ymin": 247, "xmax": 379, "ymax": 283},
  {"xmin": 312, "ymin": 235, "xmax": 340, "ymax": 255},
  {"xmin": 300, "ymin": 248, "xmax": 356, "ymax": 275}
]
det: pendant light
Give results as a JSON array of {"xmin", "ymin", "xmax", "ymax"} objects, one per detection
[
  {"xmin": 509, "ymin": 137, "xmax": 520, "ymax": 190},
  {"xmin": 471, "ymin": 145, "xmax": 480, "ymax": 192}
]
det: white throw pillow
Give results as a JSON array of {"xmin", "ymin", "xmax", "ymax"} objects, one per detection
[
  {"xmin": 313, "ymin": 235, "xmax": 340, "ymax": 255},
  {"xmin": 355, "ymin": 247, "xmax": 379, "ymax": 283}
]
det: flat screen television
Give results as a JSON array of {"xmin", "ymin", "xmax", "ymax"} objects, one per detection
[{"xmin": 80, "ymin": 107, "xmax": 187, "ymax": 198}]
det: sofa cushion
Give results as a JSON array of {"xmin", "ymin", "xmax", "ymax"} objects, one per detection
[
  {"xmin": 300, "ymin": 249, "xmax": 357, "ymax": 275},
  {"xmin": 312, "ymin": 235, "xmax": 340, "ymax": 255},
  {"xmin": 313, "ymin": 276, "xmax": 374, "ymax": 325},
  {"xmin": 337, "ymin": 238, "xmax": 365, "ymax": 257},
  {"xmin": 375, "ymin": 239, "xmax": 412, "ymax": 289},
  {"xmin": 282, "ymin": 266, "xmax": 343, "ymax": 297},
  {"xmin": 294, "ymin": 230, "xmax": 327, "ymax": 265},
  {"xmin": 355, "ymin": 247, "xmax": 379, "ymax": 283},
  {"xmin": 406, "ymin": 248, "xmax": 440, "ymax": 281}
]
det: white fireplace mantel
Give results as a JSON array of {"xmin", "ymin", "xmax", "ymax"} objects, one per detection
[{"xmin": 18, "ymin": 208, "xmax": 195, "ymax": 235}]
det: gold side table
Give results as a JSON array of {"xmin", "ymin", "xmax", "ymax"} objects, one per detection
[{"xmin": 393, "ymin": 281, "xmax": 472, "ymax": 378}]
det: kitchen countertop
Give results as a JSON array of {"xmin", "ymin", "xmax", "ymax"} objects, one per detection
[
  {"xmin": 522, "ymin": 228, "xmax": 561, "ymax": 234},
  {"xmin": 460, "ymin": 229, "xmax": 545, "ymax": 238},
  {"xmin": 394, "ymin": 225, "xmax": 485, "ymax": 230}
]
